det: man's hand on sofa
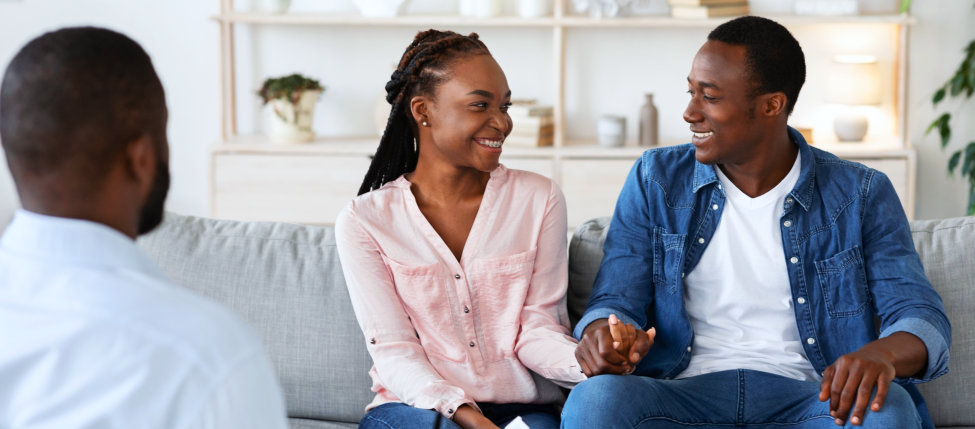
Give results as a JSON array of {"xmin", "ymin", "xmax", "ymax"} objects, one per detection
[
  {"xmin": 818, "ymin": 332, "xmax": 928, "ymax": 426},
  {"xmin": 576, "ymin": 316, "xmax": 655, "ymax": 377}
]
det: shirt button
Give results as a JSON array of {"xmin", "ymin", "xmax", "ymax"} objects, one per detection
[
  {"xmin": 698, "ymin": 237, "xmax": 705, "ymax": 244},
  {"xmin": 787, "ymin": 197, "xmax": 794, "ymax": 204},
  {"xmin": 454, "ymin": 274, "xmax": 461, "ymax": 279},
  {"xmin": 807, "ymin": 338, "xmax": 816, "ymax": 345},
  {"xmin": 783, "ymin": 220, "xmax": 792, "ymax": 227},
  {"xmin": 790, "ymin": 256, "xmax": 799, "ymax": 264},
  {"xmin": 718, "ymin": 184, "xmax": 723, "ymax": 190},
  {"xmin": 369, "ymin": 338, "xmax": 376, "ymax": 344},
  {"xmin": 686, "ymin": 346, "xmax": 692, "ymax": 352},
  {"xmin": 463, "ymin": 306, "xmax": 470, "ymax": 313},
  {"xmin": 469, "ymin": 341, "xmax": 476, "ymax": 347},
  {"xmin": 712, "ymin": 204, "xmax": 718, "ymax": 210},
  {"xmin": 448, "ymin": 409, "xmax": 454, "ymax": 414},
  {"xmin": 681, "ymin": 272, "xmax": 685, "ymax": 278},
  {"xmin": 797, "ymin": 297, "xmax": 806, "ymax": 304}
]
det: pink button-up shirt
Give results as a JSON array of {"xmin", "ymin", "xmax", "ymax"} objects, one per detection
[{"xmin": 335, "ymin": 165, "xmax": 584, "ymax": 419}]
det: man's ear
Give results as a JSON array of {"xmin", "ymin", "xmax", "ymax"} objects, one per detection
[
  {"xmin": 762, "ymin": 92, "xmax": 788, "ymax": 117},
  {"xmin": 123, "ymin": 135, "xmax": 155, "ymax": 190},
  {"xmin": 410, "ymin": 95, "xmax": 429, "ymax": 126}
]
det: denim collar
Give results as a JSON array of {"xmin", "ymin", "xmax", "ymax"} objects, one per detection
[{"xmin": 691, "ymin": 126, "xmax": 816, "ymax": 212}]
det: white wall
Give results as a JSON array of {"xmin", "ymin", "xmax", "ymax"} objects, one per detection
[{"xmin": 1, "ymin": 0, "xmax": 973, "ymax": 229}]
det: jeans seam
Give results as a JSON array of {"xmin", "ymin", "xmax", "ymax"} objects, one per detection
[
  {"xmin": 363, "ymin": 414, "xmax": 396, "ymax": 429},
  {"xmin": 737, "ymin": 369, "xmax": 745, "ymax": 425}
]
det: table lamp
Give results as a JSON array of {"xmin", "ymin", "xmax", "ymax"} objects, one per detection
[{"xmin": 827, "ymin": 55, "xmax": 881, "ymax": 142}]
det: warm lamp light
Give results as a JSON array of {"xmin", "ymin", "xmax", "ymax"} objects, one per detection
[{"xmin": 827, "ymin": 55, "xmax": 881, "ymax": 142}]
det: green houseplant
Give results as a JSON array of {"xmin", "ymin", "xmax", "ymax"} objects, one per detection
[
  {"xmin": 257, "ymin": 74, "xmax": 324, "ymax": 144},
  {"xmin": 922, "ymin": 2, "xmax": 975, "ymax": 215}
]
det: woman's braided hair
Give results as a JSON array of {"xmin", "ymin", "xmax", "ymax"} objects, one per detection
[{"xmin": 357, "ymin": 29, "xmax": 490, "ymax": 196}]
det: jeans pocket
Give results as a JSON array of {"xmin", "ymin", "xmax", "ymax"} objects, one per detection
[{"xmin": 815, "ymin": 246, "xmax": 870, "ymax": 318}]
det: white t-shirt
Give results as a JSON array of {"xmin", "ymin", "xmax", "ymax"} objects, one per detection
[
  {"xmin": 679, "ymin": 153, "xmax": 820, "ymax": 381},
  {"xmin": 0, "ymin": 210, "xmax": 288, "ymax": 428}
]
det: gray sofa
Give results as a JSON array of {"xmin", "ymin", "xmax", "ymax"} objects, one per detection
[{"xmin": 138, "ymin": 213, "xmax": 975, "ymax": 428}]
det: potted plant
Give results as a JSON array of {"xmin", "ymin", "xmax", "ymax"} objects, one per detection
[
  {"xmin": 258, "ymin": 74, "xmax": 324, "ymax": 144},
  {"xmin": 922, "ymin": 1, "xmax": 975, "ymax": 215}
]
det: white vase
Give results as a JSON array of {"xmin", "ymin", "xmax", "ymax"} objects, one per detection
[
  {"xmin": 353, "ymin": 0, "xmax": 409, "ymax": 17},
  {"xmin": 518, "ymin": 0, "xmax": 552, "ymax": 17},
  {"xmin": 268, "ymin": 90, "xmax": 320, "ymax": 144},
  {"xmin": 257, "ymin": 0, "xmax": 291, "ymax": 13}
]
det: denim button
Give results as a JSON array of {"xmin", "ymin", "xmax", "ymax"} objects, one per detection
[
  {"xmin": 783, "ymin": 220, "xmax": 792, "ymax": 227},
  {"xmin": 790, "ymin": 256, "xmax": 799, "ymax": 264},
  {"xmin": 797, "ymin": 297, "xmax": 806, "ymax": 304},
  {"xmin": 686, "ymin": 346, "xmax": 692, "ymax": 352},
  {"xmin": 712, "ymin": 204, "xmax": 718, "ymax": 210},
  {"xmin": 787, "ymin": 197, "xmax": 794, "ymax": 204},
  {"xmin": 698, "ymin": 237, "xmax": 705, "ymax": 244},
  {"xmin": 681, "ymin": 272, "xmax": 685, "ymax": 278},
  {"xmin": 454, "ymin": 274, "xmax": 461, "ymax": 279},
  {"xmin": 807, "ymin": 338, "xmax": 815, "ymax": 345}
]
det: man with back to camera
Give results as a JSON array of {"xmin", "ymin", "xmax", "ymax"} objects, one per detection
[
  {"xmin": 0, "ymin": 27, "xmax": 288, "ymax": 428},
  {"xmin": 563, "ymin": 16, "xmax": 950, "ymax": 428}
]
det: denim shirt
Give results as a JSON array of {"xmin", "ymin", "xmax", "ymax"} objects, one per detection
[{"xmin": 575, "ymin": 127, "xmax": 950, "ymax": 424}]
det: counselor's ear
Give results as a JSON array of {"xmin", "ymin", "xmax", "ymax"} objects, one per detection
[
  {"xmin": 122, "ymin": 134, "xmax": 156, "ymax": 193},
  {"xmin": 761, "ymin": 92, "xmax": 788, "ymax": 117}
]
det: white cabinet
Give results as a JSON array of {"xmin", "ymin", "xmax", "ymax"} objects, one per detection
[{"xmin": 210, "ymin": 2, "xmax": 918, "ymax": 227}]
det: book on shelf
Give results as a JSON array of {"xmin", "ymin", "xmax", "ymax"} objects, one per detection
[
  {"xmin": 505, "ymin": 134, "xmax": 554, "ymax": 148},
  {"xmin": 670, "ymin": 3, "xmax": 749, "ymax": 18},
  {"xmin": 668, "ymin": 0, "xmax": 746, "ymax": 6},
  {"xmin": 507, "ymin": 103, "xmax": 553, "ymax": 117}
]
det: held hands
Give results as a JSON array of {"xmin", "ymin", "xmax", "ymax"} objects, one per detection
[
  {"xmin": 818, "ymin": 346, "xmax": 897, "ymax": 426},
  {"xmin": 575, "ymin": 314, "xmax": 656, "ymax": 377}
]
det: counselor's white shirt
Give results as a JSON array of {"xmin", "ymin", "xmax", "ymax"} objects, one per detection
[
  {"xmin": 0, "ymin": 210, "xmax": 287, "ymax": 429},
  {"xmin": 680, "ymin": 152, "xmax": 820, "ymax": 381}
]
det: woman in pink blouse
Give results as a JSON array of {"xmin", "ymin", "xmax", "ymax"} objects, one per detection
[{"xmin": 335, "ymin": 30, "xmax": 586, "ymax": 429}]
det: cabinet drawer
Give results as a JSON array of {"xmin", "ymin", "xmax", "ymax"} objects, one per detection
[
  {"xmin": 213, "ymin": 153, "xmax": 371, "ymax": 224},
  {"xmin": 561, "ymin": 159, "xmax": 634, "ymax": 227}
]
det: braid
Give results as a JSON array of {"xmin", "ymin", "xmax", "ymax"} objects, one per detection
[{"xmin": 357, "ymin": 30, "xmax": 490, "ymax": 196}]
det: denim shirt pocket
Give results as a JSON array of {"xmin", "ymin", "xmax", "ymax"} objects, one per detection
[
  {"xmin": 385, "ymin": 258, "xmax": 465, "ymax": 362},
  {"xmin": 653, "ymin": 227, "xmax": 686, "ymax": 294},
  {"xmin": 814, "ymin": 246, "xmax": 870, "ymax": 318}
]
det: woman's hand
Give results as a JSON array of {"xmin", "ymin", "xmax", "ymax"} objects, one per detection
[
  {"xmin": 453, "ymin": 404, "xmax": 500, "ymax": 429},
  {"xmin": 575, "ymin": 315, "xmax": 655, "ymax": 377}
]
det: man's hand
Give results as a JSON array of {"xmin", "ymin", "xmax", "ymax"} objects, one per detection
[
  {"xmin": 575, "ymin": 315, "xmax": 655, "ymax": 377},
  {"xmin": 818, "ymin": 332, "xmax": 927, "ymax": 426},
  {"xmin": 453, "ymin": 404, "xmax": 500, "ymax": 429}
]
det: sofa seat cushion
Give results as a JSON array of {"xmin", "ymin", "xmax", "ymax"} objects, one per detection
[{"xmin": 138, "ymin": 213, "xmax": 373, "ymax": 424}]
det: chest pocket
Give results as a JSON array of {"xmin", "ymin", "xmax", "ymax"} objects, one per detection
[
  {"xmin": 386, "ymin": 258, "xmax": 465, "ymax": 362},
  {"xmin": 469, "ymin": 248, "xmax": 537, "ymax": 362},
  {"xmin": 653, "ymin": 228, "xmax": 686, "ymax": 294},
  {"xmin": 815, "ymin": 246, "xmax": 870, "ymax": 318}
]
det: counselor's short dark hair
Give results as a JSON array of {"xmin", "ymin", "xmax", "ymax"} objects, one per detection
[
  {"xmin": 0, "ymin": 26, "xmax": 166, "ymax": 185},
  {"xmin": 708, "ymin": 16, "xmax": 806, "ymax": 115}
]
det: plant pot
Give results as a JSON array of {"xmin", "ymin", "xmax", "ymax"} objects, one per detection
[{"xmin": 267, "ymin": 90, "xmax": 320, "ymax": 144}]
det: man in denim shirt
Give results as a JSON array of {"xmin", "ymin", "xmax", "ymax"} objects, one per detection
[{"xmin": 563, "ymin": 16, "xmax": 950, "ymax": 429}]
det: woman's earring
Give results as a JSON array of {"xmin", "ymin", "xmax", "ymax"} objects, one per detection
[{"xmin": 422, "ymin": 120, "xmax": 429, "ymax": 127}]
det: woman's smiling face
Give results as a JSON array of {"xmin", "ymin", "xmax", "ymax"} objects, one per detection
[{"xmin": 417, "ymin": 53, "xmax": 512, "ymax": 173}]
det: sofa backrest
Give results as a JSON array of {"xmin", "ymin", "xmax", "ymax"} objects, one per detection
[
  {"xmin": 567, "ymin": 216, "xmax": 975, "ymax": 428},
  {"xmin": 138, "ymin": 213, "xmax": 373, "ymax": 425}
]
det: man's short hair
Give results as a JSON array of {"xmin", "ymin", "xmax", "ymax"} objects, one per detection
[
  {"xmin": 0, "ymin": 27, "xmax": 166, "ymax": 190},
  {"xmin": 708, "ymin": 16, "xmax": 806, "ymax": 115}
]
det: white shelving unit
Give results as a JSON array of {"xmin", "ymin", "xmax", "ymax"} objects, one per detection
[{"xmin": 211, "ymin": 1, "xmax": 917, "ymax": 226}]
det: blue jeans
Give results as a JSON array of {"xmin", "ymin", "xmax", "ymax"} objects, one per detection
[
  {"xmin": 561, "ymin": 370, "xmax": 920, "ymax": 428},
  {"xmin": 360, "ymin": 402, "xmax": 561, "ymax": 429}
]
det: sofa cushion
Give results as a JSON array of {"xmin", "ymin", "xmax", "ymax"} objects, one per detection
[
  {"xmin": 568, "ymin": 216, "xmax": 975, "ymax": 428},
  {"xmin": 910, "ymin": 216, "xmax": 975, "ymax": 428},
  {"xmin": 138, "ymin": 213, "xmax": 373, "ymax": 425}
]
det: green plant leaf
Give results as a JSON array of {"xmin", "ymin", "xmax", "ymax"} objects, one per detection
[
  {"xmin": 968, "ymin": 185, "xmax": 975, "ymax": 216},
  {"xmin": 963, "ymin": 142, "xmax": 975, "ymax": 176},
  {"xmin": 950, "ymin": 73, "xmax": 966, "ymax": 97},
  {"xmin": 925, "ymin": 113, "xmax": 950, "ymax": 136},
  {"xmin": 932, "ymin": 87, "xmax": 946, "ymax": 105},
  {"xmin": 948, "ymin": 151, "xmax": 962, "ymax": 175},
  {"xmin": 899, "ymin": 0, "xmax": 912, "ymax": 13}
]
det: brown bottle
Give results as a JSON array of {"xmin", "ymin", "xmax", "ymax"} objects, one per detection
[{"xmin": 639, "ymin": 93, "xmax": 658, "ymax": 147}]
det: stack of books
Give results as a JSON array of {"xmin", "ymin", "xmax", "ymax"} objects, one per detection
[
  {"xmin": 506, "ymin": 102, "xmax": 554, "ymax": 147},
  {"xmin": 669, "ymin": 0, "xmax": 749, "ymax": 19}
]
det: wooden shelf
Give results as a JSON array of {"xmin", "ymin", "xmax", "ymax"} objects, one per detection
[{"xmin": 213, "ymin": 12, "xmax": 915, "ymax": 28}]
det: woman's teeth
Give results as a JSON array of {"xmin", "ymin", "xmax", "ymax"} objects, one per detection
[
  {"xmin": 479, "ymin": 140, "xmax": 503, "ymax": 148},
  {"xmin": 693, "ymin": 131, "xmax": 714, "ymax": 138}
]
